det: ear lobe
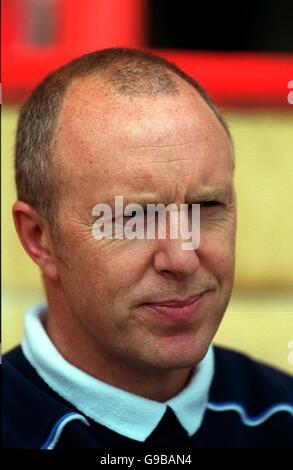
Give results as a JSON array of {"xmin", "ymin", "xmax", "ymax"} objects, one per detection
[{"xmin": 12, "ymin": 201, "xmax": 59, "ymax": 281}]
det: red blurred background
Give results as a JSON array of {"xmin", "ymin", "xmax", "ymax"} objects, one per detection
[{"xmin": 2, "ymin": 0, "xmax": 293, "ymax": 106}]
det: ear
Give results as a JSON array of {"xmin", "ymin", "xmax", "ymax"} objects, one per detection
[{"xmin": 12, "ymin": 201, "xmax": 59, "ymax": 281}]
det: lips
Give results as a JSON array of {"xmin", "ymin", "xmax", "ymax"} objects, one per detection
[
  {"xmin": 143, "ymin": 293, "xmax": 205, "ymax": 322},
  {"xmin": 147, "ymin": 294, "xmax": 202, "ymax": 307}
]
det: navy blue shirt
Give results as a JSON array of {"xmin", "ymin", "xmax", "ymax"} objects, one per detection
[{"xmin": 2, "ymin": 345, "xmax": 293, "ymax": 448}]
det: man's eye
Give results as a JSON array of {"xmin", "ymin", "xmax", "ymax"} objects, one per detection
[{"xmin": 200, "ymin": 200, "xmax": 221, "ymax": 208}]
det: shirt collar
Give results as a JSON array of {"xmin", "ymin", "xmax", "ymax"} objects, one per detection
[{"xmin": 22, "ymin": 303, "xmax": 214, "ymax": 442}]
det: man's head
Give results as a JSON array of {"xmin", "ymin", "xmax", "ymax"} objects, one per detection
[{"xmin": 13, "ymin": 48, "xmax": 236, "ymax": 375}]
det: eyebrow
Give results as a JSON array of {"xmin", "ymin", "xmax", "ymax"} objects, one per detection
[
  {"xmin": 100, "ymin": 188, "xmax": 233, "ymax": 208},
  {"xmin": 190, "ymin": 189, "xmax": 233, "ymax": 203},
  {"xmin": 121, "ymin": 194, "xmax": 166, "ymax": 207}
]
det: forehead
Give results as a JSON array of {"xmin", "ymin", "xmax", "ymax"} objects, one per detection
[{"xmin": 53, "ymin": 77, "xmax": 234, "ymax": 202}]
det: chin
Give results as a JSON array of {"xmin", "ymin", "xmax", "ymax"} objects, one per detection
[{"xmin": 147, "ymin": 332, "xmax": 211, "ymax": 371}]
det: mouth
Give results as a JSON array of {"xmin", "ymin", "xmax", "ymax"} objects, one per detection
[{"xmin": 142, "ymin": 293, "xmax": 206, "ymax": 322}]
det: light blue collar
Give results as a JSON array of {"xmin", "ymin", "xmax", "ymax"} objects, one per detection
[{"xmin": 21, "ymin": 303, "xmax": 215, "ymax": 442}]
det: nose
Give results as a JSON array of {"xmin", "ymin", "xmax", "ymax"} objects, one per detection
[{"xmin": 153, "ymin": 237, "xmax": 200, "ymax": 279}]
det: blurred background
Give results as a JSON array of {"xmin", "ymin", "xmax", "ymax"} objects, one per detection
[{"xmin": 2, "ymin": 0, "xmax": 293, "ymax": 373}]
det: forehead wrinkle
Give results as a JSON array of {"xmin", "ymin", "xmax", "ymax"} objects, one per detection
[
  {"xmin": 123, "ymin": 132, "xmax": 225, "ymax": 152},
  {"xmin": 123, "ymin": 141, "xmax": 234, "ymax": 175},
  {"xmin": 122, "ymin": 159, "xmax": 196, "ymax": 180},
  {"xmin": 124, "ymin": 140, "xmax": 206, "ymax": 150}
]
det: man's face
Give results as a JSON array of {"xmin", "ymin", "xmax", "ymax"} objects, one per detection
[{"xmin": 51, "ymin": 77, "xmax": 236, "ymax": 371}]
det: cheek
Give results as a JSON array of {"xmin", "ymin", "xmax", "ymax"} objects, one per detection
[
  {"xmin": 60, "ymin": 235, "xmax": 151, "ymax": 303},
  {"xmin": 199, "ymin": 226, "xmax": 236, "ymax": 280},
  {"xmin": 99, "ymin": 242, "xmax": 154, "ymax": 305}
]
